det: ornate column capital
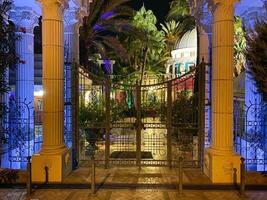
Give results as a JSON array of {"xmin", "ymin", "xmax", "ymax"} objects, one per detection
[
  {"xmin": 64, "ymin": 8, "xmax": 82, "ymax": 32},
  {"xmin": 211, "ymin": 0, "xmax": 239, "ymax": 21},
  {"xmin": 9, "ymin": 6, "xmax": 39, "ymax": 33},
  {"xmin": 212, "ymin": 0, "xmax": 239, "ymax": 6},
  {"xmin": 39, "ymin": 0, "xmax": 69, "ymax": 20}
]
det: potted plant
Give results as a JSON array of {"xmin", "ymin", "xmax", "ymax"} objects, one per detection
[{"xmin": 79, "ymin": 103, "xmax": 105, "ymax": 157}]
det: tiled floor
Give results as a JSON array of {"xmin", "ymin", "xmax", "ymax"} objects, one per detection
[
  {"xmin": 1, "ymin": 189, "xmax": 267, "ymax": 200},
  {"xmin": 4, "ymin": 166, "xmax": 267, "ymax": 200},
  {"xmin": 63, "ymin": 166, "xmax": 212, "ymax": 185}
]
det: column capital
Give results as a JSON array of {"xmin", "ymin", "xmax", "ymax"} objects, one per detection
[
  {"xmin": 212, "ymin": 0, "xmax": 239, "ymax": 7},
  {"xmin": 39, "ymin": 0, "xmax": 69, "ymax": 20},
  {"xmin": 211, "ymin": 0, "xmax": 239, "ymax": 21},
  {"xmin": 39, "ymin": 0, "xmax": 69, "ymax": 8},
  {"xmin": 9, "ymin": 6, "xmax": 39, "ymax": 33},
  {"xmin": 64, "ymin": 8, "xmax": 82, "ymax": 32}
]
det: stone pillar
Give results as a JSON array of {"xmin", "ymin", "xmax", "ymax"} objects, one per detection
[
  {"xmin": 9, "ymin": 7, "xmax": 38, "ymax": 168},
  {"xmin": 12, "ymin": 8, "xmax": 37, "ymax": 104},
  {"xmin": 204, "ymin": 0, "xmax": 241, "ymax": 183},
  {"xmin": 32, "ymin": 0, "xmax": 72, "ymax": 182}
]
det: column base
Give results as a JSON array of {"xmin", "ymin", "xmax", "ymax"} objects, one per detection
[
  {"xmin": 31, "ymin": 148, "xmax": 72, "ymax": 183},
  {"xmin": 204, "ymin": 148, "xmax": 241, "ymax": 183}
]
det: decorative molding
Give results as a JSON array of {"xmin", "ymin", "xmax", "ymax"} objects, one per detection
[
  {"xmin": 9, "ymin": 6, "xmax": 39, "ymax": 33},
  {"xmin": 39, "ymin": 0, "xmax": 69, "ymax": 9},
  {"xmin": 39, "ymin": 0, "xmax": 69, "ymax": 20},
  {"xmin": 64, "ymin": 8, "xmax": 80, "ymax": 31}
]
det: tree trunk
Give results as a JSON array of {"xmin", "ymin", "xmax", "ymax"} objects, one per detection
[{"xmin": 140, "ymin": 46, "xmax": 148, "ymax": 86}]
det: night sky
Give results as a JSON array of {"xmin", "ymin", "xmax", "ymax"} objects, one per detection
[{"xmin": 130, "ymin": 0, "xmax": 172, "ymax": 24}]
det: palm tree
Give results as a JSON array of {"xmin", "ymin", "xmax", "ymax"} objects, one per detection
[
  {"xmin": 167, "ymin": 0, "xmax": 195, "ymax": 27},
  {"xmin": 79, "ymin": 0, "xmax": 134, "ymax": 70},
  {"xmin": 246, "ymin": 18, "xmax": 267, "ymax": 100},
  {"xmin": 161, "ymin": 20, "xmax": 193, "ymax": 56},
  {"xmin": 130, "ymin": 6, "xmax": 166, "ymax": 84},
  {"xmin": 164, "ymin": 0, "xmax": 195, "ymax": 59},
  {"xmin": 168, "ymin": 0, "xmax": 191, "ymax": 20}
]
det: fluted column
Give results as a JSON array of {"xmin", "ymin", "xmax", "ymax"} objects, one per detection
[
  {"xmin": 211, "ymin": 0, "xmax": 236, "ymax": 153},
  {"xmin": 204, "ymin": 0, "xmax": 241, "ymax": 183},
  {"xmin": 40, "ymin": 0, "xmax": 68, "ymax": 152},
  {"xmin": 32, "ymin": 0, "xmax": 72, "ymax": 182},
  {"xmin": 10, "ymin": 7, "xmax": 38, "ymax": 126}
]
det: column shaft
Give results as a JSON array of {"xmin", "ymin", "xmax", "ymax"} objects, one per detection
[
  {"xmin": 41, "ymin": 0, "xmax": 67, "ymax": 152},
  {"xmin": 15, "ymin": 32, "xmax": 34, "ymax": 108},
  {"xmin": 211, "ymin": 1, "xmax": 235, "ymax": 152}
]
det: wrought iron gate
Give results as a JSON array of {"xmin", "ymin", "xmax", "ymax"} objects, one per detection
[
  {"xmin": 234, "ymin": 101, "xmax": 267, "ymax": 171},
  {"xmin": 78, "ymin": 67, "xmax": 201, "ymax": 168}
]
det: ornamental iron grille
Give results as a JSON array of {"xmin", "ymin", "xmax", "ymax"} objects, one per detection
[
  {"xmin": 78, "ymin": 65, "xmax": 202, "ymax": 168},
  {"xmin": 0, "ymin": 98, "xmax": 35, "ymax": 165},
  {"xmin": 64, "ymin": 63, "xmax": 73, "ymax": 148},
  {"xmin": 235, "ymin": 101, "xmax": 267, "ymax": 171},
  {"xmin": 78, "ymin": 67, "xmax": 106, "ymax": 162}
]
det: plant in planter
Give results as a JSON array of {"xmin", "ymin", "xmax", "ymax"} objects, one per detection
[{"xmin": 79, "ymin": 103, "xmax": 105, "ymax": 157}]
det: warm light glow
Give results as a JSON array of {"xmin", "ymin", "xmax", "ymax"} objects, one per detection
[{"xmin": 34, "ymin": 90, "xmax": 44, "ymax": 97}]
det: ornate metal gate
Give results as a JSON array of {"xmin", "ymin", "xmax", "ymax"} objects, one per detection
[
  {"xmin": 78, "ymin": 67, "xmax": 201, "ymax": 168},
  {"xmin": 243, "ymin": 103, "xmax": 267, "ymax": 171}
]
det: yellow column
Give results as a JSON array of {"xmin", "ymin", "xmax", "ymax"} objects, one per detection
[
  {"xmin": 204, "ymin": 0, "xmax": 241, "ymax": 183},
  {"xmin": 32, "ymin": 0, "xmax": 72, "ymax": 182}
]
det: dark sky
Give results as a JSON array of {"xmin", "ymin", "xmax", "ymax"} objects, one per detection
[{"xmin": 130, "ymin": 0, "xmax": 172, "ymax": 24}]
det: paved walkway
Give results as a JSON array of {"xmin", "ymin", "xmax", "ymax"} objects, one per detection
[
  {"xmin": 3, "ymin": 166, "xmax": 267, "ymax": 200},
  {"xmin": 63, "ymin": 165, "xmax": 267, "ymax": 186},
  {"xmin": 63, "ymin": 166, "xmax": 212, "ymax": 185},
  {"xmin": 1, "ymin": 188, "xmax": 267, "ymax": 200}
]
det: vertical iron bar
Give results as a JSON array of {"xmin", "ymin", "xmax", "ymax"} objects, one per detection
[
  {"xmin": 26, "ymin": 156, "xmax": 32, "ymax": 196},
  {"xmin": 136, "ymin": 84, "xmax": 141, "ymax": 168},
  {"xmin": 198, "ymin": 60, "xmax": 206, "ymax": 169},
  {"xmin": 167, "ymin": 81, "xmax": 172, "ymax": 167},
  {"xmin": 105, "ymin": 80, "xmax": 111, "ymax": 169},
  {"xmin": 91, "ymin": 157, "xmax": 96, "ymax": 194},
  {"xmin": 240, "ymin": 157, "xmax": 246, "ymax": 197},
  {"xmin": 72, "ymin": 63, "xmax": 79, "ymax": 168},
  {"xmin": 179, "ymin": 156, "xmax": 183, "ymax": 195}
]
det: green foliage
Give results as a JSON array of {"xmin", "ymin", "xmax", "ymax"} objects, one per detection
[
  {"xmin": 172, "ymin": 92, "xmax": 196, "ymax": 124},
  {"xmin": 162, "ymin": 0, "xmax": 195, "ymax": 59},
  {"xmin": 79, "ymin": 103, "xmax": 105, "ymax": 124},
  {"xmin": 234, "ymin": 16, "xmax": 246, "ymax": 77},
  {"xmin": 246, "ymin": 18, "xmax": 267, "ymax": 99},
  {"xmin": 111, "ymin": 99, "xmax": 128, "ymax": 121},
  {"xmin": 0, "ymin": 0, "xmax": 19, "ymax": 95},
  {"xmin": 130, "ymin": 6, "xmax": 166, "ymax": 83},
  {"xmin": 167, "ymin": 0, "xmax": 195, "ymax": 30},
  {"xmin": 167, "ymin": 0, "xmax": 191, "ymax": 20},
  {"xmin": 161, "ymin": 20, "xmax": 190, "ymax": 55},
  {"xmin": 80, "ymin": 0, "xmax": 134, "ymax": 69}
]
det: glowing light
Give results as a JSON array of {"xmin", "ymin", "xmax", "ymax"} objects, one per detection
[{"xmin": 34, "ymin": 90, "xmax": 44, "ymax": 97}]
